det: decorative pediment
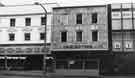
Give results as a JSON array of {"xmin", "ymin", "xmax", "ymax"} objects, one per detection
[
  {"xmin": 22, "ymin": 27, "xmax": 32, "ymax": 32},
  {"xmin": 7, "ymin": 28, "xmax": 17, "ymax": 32},
  {"xmin": 38, "ymin": 27, "xmax": 45, "ymax": 31}
]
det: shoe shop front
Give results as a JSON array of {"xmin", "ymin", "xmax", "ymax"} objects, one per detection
[
  {"xmin": 0, "ymin": 44, "xmax": 50, "ymax": 70},
  {"xmin": 52, "ymin": 44, "xmax": 109, "ymax": 76}
]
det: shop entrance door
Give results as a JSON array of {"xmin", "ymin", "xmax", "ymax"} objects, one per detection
[{"xmin": 55, "ymin": 59, "xmax": 99, "ymax": 76}]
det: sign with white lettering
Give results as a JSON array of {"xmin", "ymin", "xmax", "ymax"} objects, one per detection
[
  {"xmin": 0, "ymin": 45, "xmax": 50, "ymax": 55},
  {"xmin": 52, "ymin": 42, "xmax": 108, "ymax": 51}
]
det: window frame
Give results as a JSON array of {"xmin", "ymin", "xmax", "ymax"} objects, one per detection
[
  {"xmin": 9, "ymin": 33, "xmax": 15, "ymax": 41},
  {"xmin": 76, "ymin": 13, "xmax": 82, "ymax": 24},
  {"xmin": 61, "ymin": 31, "xmax": 67, "ymax": 42},
  {"xmin": 41, "ymin": 17, "xmax": 46, "ymax": 25},
  {"xmin": 76, "ymin": 30, "xmax": 82, "ymax": 42},
  {"xmin": 92, "ymin": 30, "xmax": 98, "ymax": 41},
  {"xmin": 114, "ymin": 42, "xmax": 121, "ymax": 49},
  {"xmin": 24, "ymin": 33, "xmax": 31, "ymax": 41},
  {"xmin": 40, "ymin": 32, "xmax": 45, "ymax": 40},
  {"xmin": 10, "ymin": 18, "xmax": 16, "ymax": 27},
  {"xmin": 92, "ymin": 13, "xmax": 98, "ymax": 24},
  {"xmin": 25, "ymin": 18, "xmax": 31, "ymax": 26}
]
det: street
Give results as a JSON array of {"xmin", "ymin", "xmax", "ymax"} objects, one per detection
[{"xmin": 1, "ymin": 74, "xmax": 135, "ymax": 78}]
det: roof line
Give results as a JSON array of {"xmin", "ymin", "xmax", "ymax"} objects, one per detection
[
  {"xmin": 53, "ymin": 4, "xmax": 107, "ymax": 9},
  {"xmin": 0, "ymin": 12, "xmax": 52, "ymax": 17},
  {"xmin": 3, "ymin": 2, "xmax": 59, "ymax": 7}
]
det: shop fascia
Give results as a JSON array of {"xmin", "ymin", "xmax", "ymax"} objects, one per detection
[{"xmin": 0, "ymin": 56, "xmax": 27, "ymax": 60}]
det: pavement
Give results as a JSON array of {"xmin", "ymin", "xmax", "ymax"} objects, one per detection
[
  {"xmin": 0, "ymin": 71, "xmax": 43, "ymax": 78},
  {"xmin": 0, "ymin": 70, "xmax": 100, "ymax": 78},
  {"xmin": 0, "ymin": 75, "xmax": 40, "ymax": 78},
  {"xmin": 1, "ymin": 70, "xmax": 135, "ymax": 78}
]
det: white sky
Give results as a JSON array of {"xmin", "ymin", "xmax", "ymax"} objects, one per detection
[{"xmin": 1, "ymin": 0, "xmax": 135, "ymax": 6}]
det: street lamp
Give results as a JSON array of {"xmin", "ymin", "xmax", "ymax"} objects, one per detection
[{"xmin": 35, "ymin": 2, "xmax": 47, "ymax": 77}]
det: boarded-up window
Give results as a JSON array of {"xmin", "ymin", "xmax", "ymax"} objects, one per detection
[
  {"xmin": 122, "ymin": 11, "xmax": 132, "ymax": 18},
  {"xmin": 112, "ymin": 32, "xmax": 122, "ymax": 40},
  {"xmin": 122, "ymin": 3, "xmax": 131, "ymax": 8},
  {"xmin": 123, "ymin": 19, "xmax": 132, "ymax": 29},
  {"xmin": 112, "ymin": 12, "xmax": 121, "ymax": 19},
  {"xmin": 112, "ymin": 19, "xmax": 121, "ymax": 30},
  {"xmin": 123, "ymin": 32, "xmax": 133, "ymax": 40}
]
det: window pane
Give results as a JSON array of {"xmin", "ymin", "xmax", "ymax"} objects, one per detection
[
  {"xmin": 61, "ymin": 31, "xmax": 67, "ymax": 42},
  {"xmin": 25, "ymin": 33, "xmax": 30, "ymax": 40},
  {"xmin": 92, "ymin": 13, "xmax": 97, "ymax": 23},
  {"xmin": 40, "ymin": 33, "xmax": 45, "ymax": 40},
  {"xmin": 9, "ymin": 33, "xmax": 15, "ymax": 41},
  {"xmin": 112, "ymin": 19, "xmax": 121, "ymax": 30},
  {"xmin": 41, "ymin": 17, "xmax": 46, "ymax": 25},
  {"xmin": 123, "ymin": 19, "xmax": 132, "ymax": 29},
  {"xmin": 76, "ymin": 31, "xmax": 82, "ymax": 42},
  {"xmin": 25, "ymin": 18, "xmax": 31, "ymax": 26},
  {"xmin": 10, "ymin": 18, "xmax": 15, "ymax": 27},
  {"xmin": 76, "ymin": 14, "xmax": 82, "ymax": 24},
  {"xmin": 92, "ymin": 31, "xmax": 98, "ymax": 41}
]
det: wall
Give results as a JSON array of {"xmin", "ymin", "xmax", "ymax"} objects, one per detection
[
  {"xmin": 52, "ymin": 6, "xmax": 108, "ymax": 51},
  {"xmin": 0, "ymin": 14, "xmax": 52, "ymax": 44}
]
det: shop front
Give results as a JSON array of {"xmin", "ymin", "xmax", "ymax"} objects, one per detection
[
  {"xmin": 0, "ymin": 55, "xmax": 43, "ymax": 70},
  {"xmin": 51, "ymin": 43, "xmax": 109, "ymax": 75},
  {"xmin": 51, "ymin": 51, "xmax": 107, "ymax": 76},
  {"xmin": 0, "ymin": 44, "xmax": 50, "ymax": 70},
  {"xmin": 110, "ymin": 52, "xmax": 135, "ymax": 74}
]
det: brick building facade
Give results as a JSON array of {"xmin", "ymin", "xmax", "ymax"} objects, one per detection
[{"xmin": 51, "ymin": 5, "xmax": 110, "ymax": 75}]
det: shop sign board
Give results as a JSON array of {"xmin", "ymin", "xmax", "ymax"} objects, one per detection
[
  {"xmin": 0, "ymin": 46, "xmax": 49, "ymax": 55},
  {"xmin": 52, "ymin": 42, "xmax": 108, "ymax": 51}
]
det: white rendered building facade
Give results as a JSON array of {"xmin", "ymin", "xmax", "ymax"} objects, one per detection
[{"xmin": 0, "ymin": 3, "xmax": 59, "ymax": 70}]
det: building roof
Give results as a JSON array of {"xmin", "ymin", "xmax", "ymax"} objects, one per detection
[
  {"xmin": 53, "ymin": 4, "xmax": 106, "ymax": 9},
  {"xmin": 0, "ymin": 3, "xmax": 59, "ymax": 16}
]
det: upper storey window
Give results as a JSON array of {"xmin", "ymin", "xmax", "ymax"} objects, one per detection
[
  {"xmin": 25, "ymin": 33, "xmax": 30, "ymax": 41},
  {"xmin": 40, "ymin": 32, "xmax": 45, "ymax": 40},
  {"xmin": 76, "ymin": 31, "xmax": 82, "ymax": 42},
  {"xmin": 92, "ymin": 31, "xmax": 98, "ymax": 41},
  {"xmin": 92, "ymin": 13, "xmax": 97, "ymax": 24},
  {"xmin": 10, "ymin": 18, "xmax": 15, "ymax": 27},
  {"xmin": 41, "ymin": 17, "xmax": 46, "ymax": 25},
  {"xmin": 25, "ymin": 18, "xmax": 31, "ymax": 26},
  {"xmin": 9, "ymin": 33, "xmax": 15, "ymax": 41},
  {"xmin": 61, "ymin": 31, "xmax": 67, "ymax": 42},
  {"xmin": 76, "ymin": 13, "xmax": 82, "ymax": 24}
]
